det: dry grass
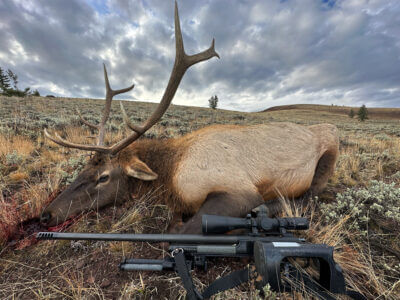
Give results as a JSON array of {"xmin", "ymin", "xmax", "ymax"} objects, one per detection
[
  {"xmin": 8, "ymin": 171, "xmax": 29, "ymax": 183},
  {"xmin": 0, "ymin": 96, "xmax": 399, "ymax": 299},
  {"xmin": 0, "ymin": 134, "xmax": 35, "ymax": 157},
  {"xmin": 276, "ymin": 196, "xmax": 398, "ymax": 299}
]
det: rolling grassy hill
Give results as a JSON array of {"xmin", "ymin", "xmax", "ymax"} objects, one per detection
[{"xmin": 263, "ymin": 104, "xmax": 400, "ymax": 119}]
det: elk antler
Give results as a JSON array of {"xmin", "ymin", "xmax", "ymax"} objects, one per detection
[
  {"xmin": 44, "ymin": 63, "xmax": 135, "ymax": 150},
  {"xmin": 45, "ymin": 1, "xmax": 219, "ymax": 155}
]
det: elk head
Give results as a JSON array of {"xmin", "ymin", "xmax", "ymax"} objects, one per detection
[{"xmin": 40, "ymin": 2, "xmax": 219, "ymax": 226}]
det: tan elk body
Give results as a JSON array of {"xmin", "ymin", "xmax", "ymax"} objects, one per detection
[
  {"xmin": 173, "ymin": 123, "xmax": 338, "ymax": 210},
  {"xmin": 41, "ymin": 2, "xmax": 339, "ymax": 233}
]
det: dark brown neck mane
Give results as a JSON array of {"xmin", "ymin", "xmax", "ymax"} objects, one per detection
[{"xmin": 119, "ymin": 137, "xmax": 186, "ymax": 211}]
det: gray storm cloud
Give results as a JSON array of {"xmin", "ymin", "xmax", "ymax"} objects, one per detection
[{"xmin": 0, "ymin": 0, "xmax": 399, "ymax": 111}]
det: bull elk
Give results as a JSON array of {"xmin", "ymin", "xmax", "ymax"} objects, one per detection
[{"xmin": 41, "ymin": 2, "xmax": 339, "ymax": 233}]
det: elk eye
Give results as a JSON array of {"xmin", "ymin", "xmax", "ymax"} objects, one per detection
[{"xmin": 97, "ymin": 174, "xmax": 109, "ymax": 184}]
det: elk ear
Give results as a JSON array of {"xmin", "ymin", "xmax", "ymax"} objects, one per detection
[{"xmin": 123, "ymin": 157, "xmax": 158, "ymax": 181}]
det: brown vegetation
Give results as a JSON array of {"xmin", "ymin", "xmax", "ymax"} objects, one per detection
[{"xmin": 0, "ymin": 96, "xmax": 399, "ymax": 299}]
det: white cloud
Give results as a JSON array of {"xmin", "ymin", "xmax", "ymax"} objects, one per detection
[{"xmin": 0, "ymin": 0, "xmax": 399, "ymax": 111}]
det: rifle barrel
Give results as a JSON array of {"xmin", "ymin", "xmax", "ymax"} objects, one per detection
[{"xmin": 37, "ymin": 232, "xmax": 303, "ymax": 244}]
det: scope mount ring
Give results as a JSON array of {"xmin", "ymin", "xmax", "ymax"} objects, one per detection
[{"xmin": 171, "ymin": 248, "xmax": 184, "ymax": 258}]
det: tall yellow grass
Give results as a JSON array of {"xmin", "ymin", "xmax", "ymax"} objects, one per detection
[{"xmin": 0, "ymin": 134, "xmax": 35, "ymax": 157}]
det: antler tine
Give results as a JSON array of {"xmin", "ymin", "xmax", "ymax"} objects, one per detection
[
  {"xmin": 109, "ymin": 1, "xmax": 219, "ymax": 155},
  {"xmin": 98, "ymin": 64, "xmax": 135, "ymax": 145},
  {"xmin": 174, "ymin": 0, "xmax": 185, "ymax": 59},
  {"xmin": 76, "ymin": 108, "xmax": 99, "ymax": 130},
  {"xmin": 44, "ymin": 64, "xmax": 135, "ymax": 153},
  {"xmin": 139, "ymin": 1, "xmax": 219, "ymax": 129},
  {"xmin": 120, "ymin": 102, "xmax": 144, "ymax": 133},
  {"xmin": 103, "ymin": 63, "xmax": 136, "ymax": 97},
  {"xmin": 44, "ymin": 129, "xmax": 110, "ymax": 152},
  {"xmin": 186, "ymin": 38, "xmax": 220, "ymax": 67}
]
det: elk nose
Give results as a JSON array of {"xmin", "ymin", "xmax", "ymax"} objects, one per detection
[{"xmin": 40, "ymin": 212, "xmax": 52, "ymax": 224}]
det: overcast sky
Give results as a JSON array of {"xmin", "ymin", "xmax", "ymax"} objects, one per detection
[{"xmin": 0, "ymin": 0, "xmax": 399, "ymax": 112}]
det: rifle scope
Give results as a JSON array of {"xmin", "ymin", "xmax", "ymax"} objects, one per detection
[{"xmin": 202, "ymin": 214, "xmax": 309, "ymax": 234}]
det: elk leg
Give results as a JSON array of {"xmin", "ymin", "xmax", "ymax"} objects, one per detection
[
  {"xmin": 178, "ymin": 191, "xmax": 264, "ymax": 234},
  {"xmin": 309, "ymin": 149, "xmax": 337, "ymax": 195},
  {"xmin": 166, "ymin": 211, "xmax": 184, "ymax": 233},
  {"xmin": 260, "ymin": 150, "xmax": 338, "ymax": 218}
]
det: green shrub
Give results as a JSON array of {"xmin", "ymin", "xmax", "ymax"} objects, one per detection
[
  {"xmin": 320, "ymin": 180, "xmax": 400, "ymax": 234},
  {"xmin": 374, "ymin": 133, "xmax": 390, "ymax": 141},
  {"xmin": 392, "ymin": 171, "xmax": 400, "ymax": 179},
  {"xmin": 59, "ymin": 156, "xmax": 87, "ymax": 184},
  {"xmin": 5, "ymin": 151, "xmax": 23, "ymax": 165}
]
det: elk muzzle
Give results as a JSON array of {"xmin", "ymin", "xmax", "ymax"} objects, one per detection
[{"xmin": 40, "ymin": 211, "xmax": 52, "ymax": 225}]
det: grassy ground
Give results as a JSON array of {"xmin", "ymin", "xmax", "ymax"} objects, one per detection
[{"xmin": 0, "ymin": 96, "xmax": 399, "ymax": 299}]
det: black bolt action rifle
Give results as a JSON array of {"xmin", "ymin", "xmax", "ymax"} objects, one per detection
[{"xmin": 37, "ymin": 205, "xmax": 365, "ymax": 300}]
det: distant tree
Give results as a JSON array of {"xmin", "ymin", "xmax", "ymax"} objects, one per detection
[
  {"xmin": 208, "ymin": 95, "xmax": 219, "ymax": 123},
  {"xmin": 7, "ymin": 69, "xmax": 18, "ymax": 89},
  {"xmin": 0, "ymin": 67, "xmax": 11, "ymax": 93},
  {"xmin": 5, "ymin": 87, "xmax": 30, "ymax": 97},
  {"xmin": 348, "ymin": 109, "xmax": 355, "ymax": 118},
  {"xmin": 357, "ymin": 105, "xmax": 368, "ymax": 122},
  {"xmin": 32, "ymin": 89, "xmax": 40, "ymax": 96},
  {"xmin": 0, "ymin": 67, "xmax": 32, "ymax": 97},
  {"xmin": 208, "ymin": 95, "xmax": 218, "ymax": 110}
]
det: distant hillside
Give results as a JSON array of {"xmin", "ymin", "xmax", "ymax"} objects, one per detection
[{"xmin": 262, "ymin": 104, "xmax": 400, "ymax": 119}]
